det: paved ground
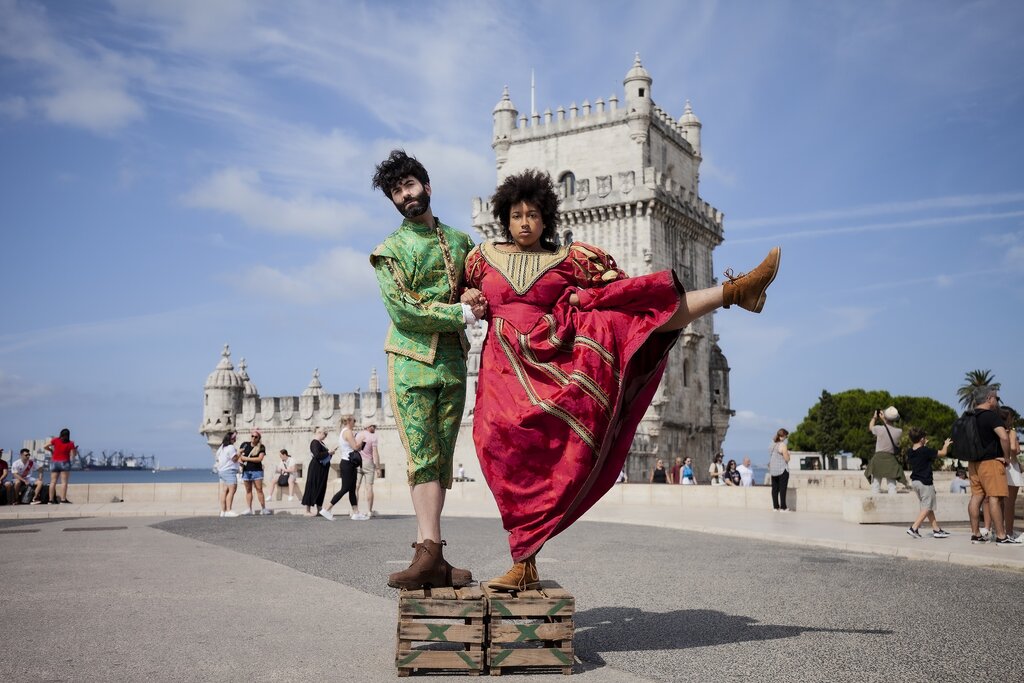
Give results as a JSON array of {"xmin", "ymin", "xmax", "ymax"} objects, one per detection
[{"xmin": 2, "ymin": 513, "xmax": 1022, "ymax": 682}]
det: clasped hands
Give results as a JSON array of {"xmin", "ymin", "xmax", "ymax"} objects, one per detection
[{"xmin": 461, "ymin": 289, "xmax": 489, "ymax": 320}]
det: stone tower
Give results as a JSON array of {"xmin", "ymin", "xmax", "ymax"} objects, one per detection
[
  {"xmin": 470, "ymin": 54, "xmax": 733, "ymax": 480},
  {"xmin": 201, "ymin": 344, "xmax": 244, "ymax": 450}
]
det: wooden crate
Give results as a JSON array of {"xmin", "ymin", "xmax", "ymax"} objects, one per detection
[
  {"xmin": 483, "ymin": 580, "xmax": 575, "ymax": 676},
  {"xmin": 396, "ymin": 586, "xmax": 486, "ymax": 677}
]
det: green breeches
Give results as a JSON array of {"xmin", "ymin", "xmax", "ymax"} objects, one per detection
[{"xmin": 388, "ymin": 344, "xmax": 467, "ymax": 488}]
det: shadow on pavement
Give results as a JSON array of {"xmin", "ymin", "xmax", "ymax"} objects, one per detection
[{"xmin": 573, "ymin": 606, "xmax": 891, "ymax": 668}]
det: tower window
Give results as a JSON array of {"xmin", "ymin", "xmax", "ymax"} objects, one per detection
[
  {"xmin": 639, "ymin": 88, "xmax": 645, "ymax": 97},
  {"xmin": 558, "ymin": 171, "xmax": 576, "ymax": 199},
  {"xmin": 683, "ymin": 359, "xmax": 690, "ymax": 387}
]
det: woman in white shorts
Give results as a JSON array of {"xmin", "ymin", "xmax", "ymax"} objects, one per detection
[
  {"xmin": 1001, "ymin": 406, "xmax": 1021, "ymax": 539},
  {"xmin": 216, "ymin": 431, "xmax": 240, "ymax": 517}
]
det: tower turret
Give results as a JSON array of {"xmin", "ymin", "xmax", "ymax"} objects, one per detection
[
  {"xmin": 492, "ymin": 86, "xmax": 518, "ymax": 169},
  {"xmin": 201, "ymin": 344, "xmax": 244, "ymax": 451},
  {"xmin": 237, "ymin": 357, "xmax": 259, "ymax": 397},
  {"xmin": 623, "ymin": 53, "xmax": 652, "ymax": 143},
  {"xmin": 679, "ymin": 99, "xmax": 702, "ymax": 158}
]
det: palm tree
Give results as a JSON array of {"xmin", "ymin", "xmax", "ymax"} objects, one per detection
[{"xmin": 957, "ymin": 369, "xmax": 999, "ymax": 410}]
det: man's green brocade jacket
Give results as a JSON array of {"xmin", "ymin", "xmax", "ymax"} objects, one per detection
[{"xmin": 370, "ymin": 218, "xmax": 474, "ymax": 364}]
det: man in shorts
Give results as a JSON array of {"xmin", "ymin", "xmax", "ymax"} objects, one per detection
[
  {"xmin": 370, "ymin": 150, "xmax": 485, "ymax": 588},
  {"xmin": 966, "ymin": 386, "xmax": 1015, "ymax": 544},
  {"xmin": 355, "ymin": 424, "xmax": 379, "ymax": 518},
  {"xmin": 12, "ymin": 448, "xmax": 45, "ymax": 504}
]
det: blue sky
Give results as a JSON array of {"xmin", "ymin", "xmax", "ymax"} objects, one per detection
[{"xmin": 1, "ymin": 1, "xmax": 1022, "ymax": 467}]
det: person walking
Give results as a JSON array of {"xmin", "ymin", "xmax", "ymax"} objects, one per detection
[
  {"xmin": 769, "ymin": 429, "xmax": 791, "ymax": 511},
  {"xmin": 865, "ymin": 406, "xmax": 908, "ymax": 494},
  {"xmin": 216, "ymin": 431, "xmax": 240, "ymax": 517},
  {"xmin": 302, "ymin": 427, "xmax": 334, "ymax": 517},
  {"xmin": 44, "ymin": 428, "xmax": 78, "ymax": 504},
  {"xmin": 708, "ymin": 453, "xmax": 725, "ymax": 486},
  {"xmin": 238, "ymin": 430, "xmax": 269, "ymax": 515},
  {"xmin": 320, "ymin": 416, "xmax": 368, "ymax": 521},
  {"xmin": 650, "ymin": 459, "xmax": 669, "ymax": 484},
  {"xmin": 905, "ymin": 428, "xmax": 951, "ymax": 539},
  {"xmin": 681, "ymin": 457, "xmax": 696, "ymax": 485}
]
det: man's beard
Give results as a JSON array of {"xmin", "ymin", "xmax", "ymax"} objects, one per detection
[{"xmin": 398, "ymin": 190, "xmax": 430, "ymax": 219}]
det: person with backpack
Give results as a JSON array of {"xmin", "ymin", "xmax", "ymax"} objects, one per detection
[{"xmin": 956, "ymin": 386, "xmax": 1016, "ymax": 545}]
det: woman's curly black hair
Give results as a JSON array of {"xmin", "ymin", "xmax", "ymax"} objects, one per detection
[
  {"xmin": 371, "ymin": 149, "xmax": 429, "ymax": 198},
  {"xmin": 490, "ymin": 169, "xmax": 560, "ymax": 251}
]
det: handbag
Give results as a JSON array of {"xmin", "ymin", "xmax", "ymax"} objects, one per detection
[
  {"xmin": 277, "ymin": 473, "xmax": 289, "ymax": 486},
  {"xmin": 348, "ymin": 451, "xmax": 363, "ymax": 468}
]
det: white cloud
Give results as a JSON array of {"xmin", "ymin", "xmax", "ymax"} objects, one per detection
[
  {"xmin": 231, "ymin": 247, "xmax": 378, "ymax": 306},
  {"xmin": 183, "ymin": 167, "xmax": 370, "ymax": 238},
  {"xmin": 810, "ymin": 306, "xmax": 874, "ymax": 343},
  {"xmin": 0, "ymin": 0, "xmax": 147, "ymax": 133}
]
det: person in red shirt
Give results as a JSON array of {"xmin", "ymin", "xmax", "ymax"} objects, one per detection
[{"xmin": 45, "ymin": 428, "xmax": 78, "ymax": 504}]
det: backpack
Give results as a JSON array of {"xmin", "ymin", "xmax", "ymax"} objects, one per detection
[{"xmin": 950, "ymin": 410, "xmax": 988, "ymax": 462}]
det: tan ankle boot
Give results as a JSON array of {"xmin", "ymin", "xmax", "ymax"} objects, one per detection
[
  {"xmin": 487, "ymin": 556, "xmax": 540, "ymax": 592},
  {"xmin": 387, "ymin": 540, "xmax": 473, "ymax": 589},
  {"xmin": 722, "ymin": 246, "xmax": 781, "ymax": 313}
]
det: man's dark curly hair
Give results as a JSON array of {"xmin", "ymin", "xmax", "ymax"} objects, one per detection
[
  {"xmin": 371, "ymin": 149, "xmax": 430, "ymax": 198},
  {"xmin": 490, "ymin": 169, "xmax": 560, "ymax": 250}
]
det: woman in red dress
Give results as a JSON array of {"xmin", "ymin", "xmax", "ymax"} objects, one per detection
[{"xmin": 463, "ymin": 170, "xmax": 781, "ymax": 590}]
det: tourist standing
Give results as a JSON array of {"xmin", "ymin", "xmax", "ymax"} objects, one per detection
[
  {"xmin": 965, "ymin": 386, "xmax": 1014, "ymax": 544},
  {"xmin": 723, "ymin": 459, "xmax": 742, "ymax": 486},
  {"xmin": 1000, "ymin": 406, "xmax": 1021, "ymax": 540},
  {"xmin": 302, "ymin": 427, "xmax": 334, "ymax": 517},
  {"xmin": 905, "ymin": 428, "xmax": 951, "ymax": 539},
  {"xmin": 216, "ymin": 431, "xmax": 240, "ymax": 517},
  {"xmin": 670, "ymin": 457, "xmax": 683, "ymax": 485},
  {"xmin": 865, "ymin": 407, "xmax": 907, "ymax": 494},
  {"xmin": 737, "ymin": 457, "xmax": 755, "ymax": 487},
  {"xmin": 708, "ymin": 453, "xmax": 725, "ymax": 486},
  {"xmin": 12, "ymin": 448, "xmax": 44, "ymax": 504},
  {"xmin": 45, "ymin": 428, "xmax": 77, "ymax": 504},
  {"xmin": 769, "ymin": 429, "xmax": 791, "ymax": 511},
  {"xmin": 238, "ymin": 430, "xmax": 269, "ymax": 515},
  {"xmin": 651, "ymin": 456, "xmax": 667, "ymax": 483},
  {"xmin": 320, "ymin": 416, "xmax": 368, "ymax": 521},
  {"xmin": 681, "ymin": 457, "xmax": 696, "ymax": 485},
  {"xmin": 356, "ymin": 423, "xmax": 380, "ymax": 517},
  {"xmin": 370, "ymin": 150, "xmax": 477, "ymax": 589}
]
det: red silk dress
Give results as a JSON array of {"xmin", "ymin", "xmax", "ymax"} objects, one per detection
[{"xmin": 465, "ymin": 241, "xmax": 682, "ymax": 561}]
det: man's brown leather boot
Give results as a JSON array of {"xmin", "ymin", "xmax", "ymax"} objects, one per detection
[
  {"xmin": 487, "ymin": 555, "xmax": 540, "ymax": 592},
  {"xmin": 722, "ymin": 246, "xmax": 781, "ymax": 313},
  {"xmin": 387, "ymin": 540, "xmax": 473, "ymax": 589}
]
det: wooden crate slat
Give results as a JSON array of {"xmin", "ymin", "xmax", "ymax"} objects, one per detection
[
  {"xmin": 400, "ymin": 598, "xmax": 486, "ymax": 618},
  {"xmin": 487, "ymin": 647, "xmax": 574, "ymax": 668},
  {"xmin": 399, "ymin": 622, "xmax": 485, "ymax": 643},
  {"xmin": 489, "ymin": 622, "xmax": 573, "ymax": 643},
  {"xmin": 488, "ymin": 597, "xmax": 574, "ymax": 618},
  {"xmin": 396, "ymin": 649, "xmax": 485, "ymax": 670},
  {"xmin": 430, "ymin": 586, "xmax": 458, "ymax": 599}
]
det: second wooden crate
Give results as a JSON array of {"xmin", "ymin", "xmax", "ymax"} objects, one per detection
[{"xmin": 483, "ymin": 580, "xmax": 575, "ymax": 676}]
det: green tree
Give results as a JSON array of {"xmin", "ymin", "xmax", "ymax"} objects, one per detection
[
  {"xmin": 790, "ymin": 389, "xmax": 957, "ymax": 466},
  {"xmin": 957, "ymin": 369, "xmax": 999, "ymax": 410},
  {"xmin": 817, "ymin": 390, "xmax": 841, "ymax": 465}
]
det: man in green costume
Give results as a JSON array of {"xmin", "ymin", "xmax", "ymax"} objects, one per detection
[{"xmin": 370, "ymin": 150, "xmax": 484, "ymax": 589}]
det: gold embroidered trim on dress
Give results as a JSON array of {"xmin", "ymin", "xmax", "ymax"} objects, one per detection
[
  {"xmin": 517, "ymin": 330, "xmax": 612, "ymax": 417},
  {"xmin": 494, "ymin": 319, "xmax": 597, "ymax": 450},
  {"xmin": 480, "ymin": 242, "xmax": 570, "ymax": 295}
]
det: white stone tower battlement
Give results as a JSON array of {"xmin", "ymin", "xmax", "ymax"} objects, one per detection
[{"xmin": 473, "ymin": 54, "xmax": 733, "ymax": 480}]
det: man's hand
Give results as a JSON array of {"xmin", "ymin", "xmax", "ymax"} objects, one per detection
[
  {"xmin": 462, "ymin": 288, "xmax": 488, "ymax": 320},
  {"xmin": 568, "ymin": 293, "xmax": 580, "ymax": 306}
]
